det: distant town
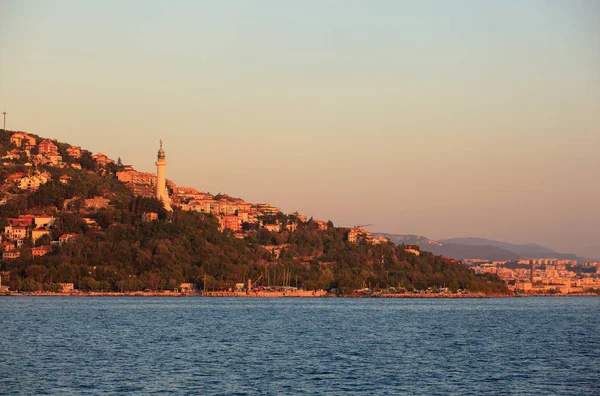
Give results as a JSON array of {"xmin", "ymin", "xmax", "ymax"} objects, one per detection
[{"xmin": 466, "ymin": 258, "xmax": 600, "ymax": 295}]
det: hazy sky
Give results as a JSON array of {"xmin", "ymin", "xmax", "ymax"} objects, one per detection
[{"xmin": 1, "ymin": 1, "xmax": 599, "ymax": 257}]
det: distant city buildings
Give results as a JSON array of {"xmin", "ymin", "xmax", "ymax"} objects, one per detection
[{"xmin": 468, "ymin": 258, "xmax": 600, "ymax": 294}]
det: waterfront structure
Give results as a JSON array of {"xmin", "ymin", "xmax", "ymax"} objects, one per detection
[{"xmin": 155, "ymin": 140, "xmax": 172, "ymax": 211}]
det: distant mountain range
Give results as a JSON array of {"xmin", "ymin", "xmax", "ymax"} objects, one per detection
[{"xmin": 373, "ymin": 234, "xmax": 582, "ymax": 262}]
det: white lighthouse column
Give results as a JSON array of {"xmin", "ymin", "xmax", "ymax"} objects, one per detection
[{"xmin": 155, "ymin": 140, "xmax": 172, "ymax": 211}]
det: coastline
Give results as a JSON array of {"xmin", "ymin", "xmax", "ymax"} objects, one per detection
[{"xmin": 1, "ymin": 291, "xmax": 598, "ymax": 298}]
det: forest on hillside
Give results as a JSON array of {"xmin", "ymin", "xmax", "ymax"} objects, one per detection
[{"xmin": 0, "ymin": 129, "xmax": 507, "ymax": 294}]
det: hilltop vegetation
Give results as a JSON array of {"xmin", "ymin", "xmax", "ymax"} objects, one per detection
[{"xmin": 0, "ymin": 128, "xmax": 508, "ymax": 294}]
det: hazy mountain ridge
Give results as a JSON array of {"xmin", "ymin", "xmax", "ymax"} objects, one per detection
[{"xmin": 374, "ymin": 233, "xmax": 582, "ymax": 261}]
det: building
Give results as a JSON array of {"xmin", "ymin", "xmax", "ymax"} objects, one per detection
[
  {"xmin": 189, "ymin": 199, "xmax": 214, "ymax": 214},
  {"xmin": 263, "ymin": 223, "xmax": 281, "ymax": 233},
  {"xmin": 59, "ymin": 283, "xmax": 75, "ymax": 293},
  {"xmin": 17, "ymin": 173, "xmax": 50, "ymax": 190},
  {"xmin": 0, "ymin": 242, "xmax": 15, "ymax": 252},
  {"xmin": 155, "ymin": 140, "xmax": 172, "ymax": 211},
  {"xmin": 314, "ymin": 220, "xmax": 329, "ymax": 231},
  {"xmin": 32, "ymin": 245, "xmax": 52, "ymax": 257},
  {"xmin": 117, "ymin": 170, "xmax": 157, "ymax": 186},
  {"xmin": 2, "ymin": 149, "xmax": 22, "ymax": 160},
  {"xmin": 83, "ymin": 218, "xmax": 98, "ymax": 227},
  {"xmin": 291, "ymin": 211, "xmax": 307, "ymax": 223},
  {"xmin": 38, "ymin": 140, "xmax": 59, "ymax": 155},
  {"xmin": 404, "ymin": 245, "xmax": 421, "ymax": 256},
  {"xmin": 237, "ymin": 210, "xmax": 253, "ymax": 223},
  {"xmin": 34, "ymin": 216, "xmax": 56, "ymax": 229},
  {"xmin": 10, "ymin": 132, "xmax": 36, "ymax": 148},
  {"xmin": 219, "ymin": 215, "xmax": 242, "ymax": 232},
  {"xmin": 60, "ymin": 175, "xmax": 73, "ymax": 184},
  {"xmin": 214, "ymin": 200, "xmax": 240, "ymax": 216},
  {"xmin": 142, "ymin": 212, "xmax": 159, "ymax": 222},
  {"xmin": 254, "ymin": 203, "xmax": 280, "ymax": 216},
  {"xmin": 3, "ymin": 225, "xmax": 28, "ymax": 241},
  {"xmin": 66, "ymin": 146, "xmax": 82, "ymax": 158},
  {"xmin": 347, "ymin": 228, "xmax": 371, "ymax": 243},
  {"xmin": 31, "ymin": 229, "xmax": 51, "ymax": 242},
  {"xmin": 47, "ymin": 154, "xmax": 63, "ymax": 165},
  {"xmin": 179, "ymin": 283, "xmax": 197, "ymax": 293},
  {"xmin": 371, "ymin": 236, "xmax": 389, "ymax": 245},
  {"xmin": 2, "ymin": 251, "xmax": 20, "ymax": 260},
  {"xmin": 58, "ymin": 233, "xmax": 78, "ymax": 245},
  {"xmin": 84, "ymin": 197, "xmax": 110, "ymax": 209},
  {"xmin": 8, "ymin": 215, "xmax": 35, "ymax": 227},
  {"xmin": 92, "ymin": 153, "xmax": 114, "ymax": 167}
]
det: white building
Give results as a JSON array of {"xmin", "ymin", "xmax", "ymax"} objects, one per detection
[{"xmin": 155, "ymin": 140, "xmax": 172, "ymax": 211}]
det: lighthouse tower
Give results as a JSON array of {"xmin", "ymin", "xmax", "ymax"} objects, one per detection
[{"xmin": 155, "ymin": 140, "xmax": 172, "ymax": 211}]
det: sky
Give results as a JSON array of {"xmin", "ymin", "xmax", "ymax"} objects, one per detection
[{"xmin": 1, "ymin": 0, "xmax": 599, "ymax": 258}]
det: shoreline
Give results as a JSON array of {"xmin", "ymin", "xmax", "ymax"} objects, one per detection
[{"xmin": 1, "ymin": 291, "xmax": 598, "ymax": 298}]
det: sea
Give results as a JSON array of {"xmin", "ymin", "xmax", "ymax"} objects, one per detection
[{"xmin": 0, "ymin": 297, "xmax": 599, "ymax": 395}]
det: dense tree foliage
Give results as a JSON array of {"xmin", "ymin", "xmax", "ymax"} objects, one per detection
[{"xmin": 1, "ymin": 205, "xmax": 507, "ymax": 294}]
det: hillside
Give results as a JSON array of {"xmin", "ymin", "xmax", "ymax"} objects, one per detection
[
  {"xmin": 439, "ymin": 238, "xmax": 578, "ymax": 260},
  {"xmin": 375, "ymin": 233, "xmax": 580, "ymax": 261},
  {"xmin": 0, "ymin": 128, "xmax": 508, "ymax": 295}
]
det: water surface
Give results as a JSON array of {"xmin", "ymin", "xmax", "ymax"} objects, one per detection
[{"xmin": 1, "ymin": 297, "xmax": 599, "ymax": 395}]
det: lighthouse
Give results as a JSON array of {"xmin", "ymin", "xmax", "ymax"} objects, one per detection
[{"xmin": 155, "ymin": 140, "xmax": 172, "ymax": 211}]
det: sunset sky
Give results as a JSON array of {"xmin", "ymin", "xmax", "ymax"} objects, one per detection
[{"xmin": 1, "ymin": 1, "xmax": 599, "ymax": 257}]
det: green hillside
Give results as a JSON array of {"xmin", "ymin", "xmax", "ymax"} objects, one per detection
[{"xmin": 0, "ymin": 128, "xmax": 507, "ymax": 295}]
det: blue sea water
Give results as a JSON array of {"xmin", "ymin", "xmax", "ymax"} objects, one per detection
[{"xmin": 0, "ymin": 297, "xmax": 599, "ymax": 395}]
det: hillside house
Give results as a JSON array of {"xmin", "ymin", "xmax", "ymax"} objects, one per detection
[
  {"xmin": 2, "ymin": 251, "xmax": 20, "ymax": 260},
  {"xmin": 263, "ymin": 223, "xmax": 281, "ymax": 233},
  {"xmin": 219, "ymin": 215, "xmax": 242, "ymax": 232},
  {"xmin": 58, "ymin": 233, "xmax": 78, "ymax": 245},
  {"xmin": 31, "ymin": 229, "xmax": 51, "ymax": 242},
  {"xmin": 38, "ymin": 140, "xmax": 59, "ymax": 156},
  {"xmin": 10, "ymin": 132, "xmax": 36, "ymax": 148},
  {"xmin": 59, "ymin": 283, "xmax": 75, "ymax": 293},
  {"xmin": 3, "ymin": 225, "xmax": 28, "ymax": 241},
  {"xmin": 0, "ymin": 242, "xmax": 15, "ymax": 252},
  {"xmin": 66, "ymin": 146, "xmax": 82, "ymax": 158},
  {"xmin": 142, "ymin": 212, "xmax": 158, "ymax": 222},
  {"xmin": 92, "ymin": 153, "xmax": 114, "ymax": 166},
  {"xmin": 347, "ymin": 228, "xmax": 371, "ymax": 243},
  {"xmin": 31, "ymin": 245, "xmax": 52, "ymax": 257},
  {"xmin": 84, "ymin": 197, "xmax": 110, "ymax": 210},
  {"xmin": 8, "ymin": 215, "xmax": 35, "ymax": 227}
]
